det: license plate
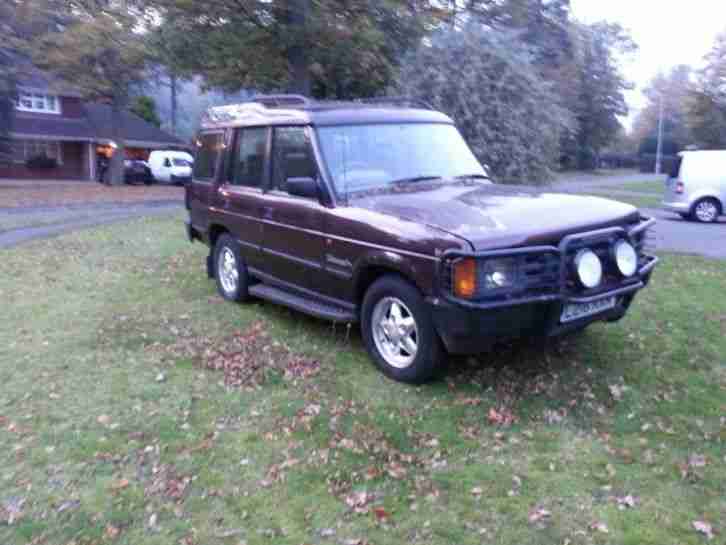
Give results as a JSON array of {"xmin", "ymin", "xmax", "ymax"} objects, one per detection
[{"xmin": 560, "ymin": 296, "xmax": 616, "ymax": 323}]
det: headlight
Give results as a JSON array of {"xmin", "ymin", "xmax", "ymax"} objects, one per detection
[
  {"xmin": 614, "ymin": 240, "xmax": 638, "ymax": 277},
  {"xmin": 574, "ymin": 249, "xmax": 602, "ymax": 288},
  {"xmin": 482, "ymin": 258, "xmax": 517, "ymax": 289}
]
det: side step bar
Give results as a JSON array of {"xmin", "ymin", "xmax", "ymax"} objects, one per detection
[{"xmin": 248, "ymin": 284, "xmax": 357, "ymax": 323}]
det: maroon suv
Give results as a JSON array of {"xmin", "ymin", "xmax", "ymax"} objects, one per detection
[{"xmin": 185, "ymin": 95, "xmax": 657, "ymax": 383}]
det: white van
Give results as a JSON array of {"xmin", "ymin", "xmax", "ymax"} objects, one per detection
[
  {"xmin": 148, "ymin": 151, "xmax": 194, "ymax": 185},
  {"xmin": 662, "ymin": 150, "xmax": 726, "ymax": 223}
]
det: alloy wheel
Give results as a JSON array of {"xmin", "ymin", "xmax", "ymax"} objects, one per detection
[
  {"xmin": 371, "ymin": 296, "xmax": 419, "ymax": 369},
  {"xmin": 695, "ymin": 200, "xmax": 719, "ymax": 223},
  {"xmin": 218, "ymin": 247, "xmax": 239, "ymax": 294}
]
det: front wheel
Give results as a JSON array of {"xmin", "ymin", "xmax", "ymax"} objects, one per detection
[
  {"xmin": 213, "ymin": 233, "xmax": 250, "ymax": 302},
  {"xmin": 692, "ymin": 198, "xmax": 721, "ymax": 223},
  {"xmin": 361, "ymin": 276, "xmax": 445, "ymax": 383}
]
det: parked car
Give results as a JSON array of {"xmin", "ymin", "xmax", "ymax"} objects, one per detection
[
  {"xmin": 185, "ymin": 95, "xmax": 658, "ymax": 383},
  {"xmin": 123, "ymin": 159, "xmax": 152, "ymax": 185},
  {"xmin": 148, "ymin": 150, "xmax": 194, "ymax": 185},
  {"xmin": 662, "ymin": 150, "xmax": 726, "ymax": 223}
]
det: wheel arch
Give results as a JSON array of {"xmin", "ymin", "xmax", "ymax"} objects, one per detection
[
  {"xmin": 208, "ymin": 224, "xmax": 230, "ymax": 248},
  {"xmin": 352, "ymin": 251, "xmax": 433, "ymax": 305},
  {"xmin": 689, "ymin": 191, "xmax": 723, "ymax": 212}
]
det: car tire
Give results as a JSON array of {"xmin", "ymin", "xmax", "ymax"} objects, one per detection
[
  {"xmin": 361, "ymin": 275, "xmax": 446, "ymax": 384},
  {"xmin": 691, "ymin": 198, "xmax": 721, "ymax": 223},
  {"xmin": 213, "ymin": 233, "xmax": 250, "ymax": 303}
]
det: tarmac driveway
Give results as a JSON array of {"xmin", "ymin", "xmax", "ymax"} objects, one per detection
[
  {"xmin": 0, "ymin": 200, "xmax": 182, "ymax": 248},
  {"xmin": 641, "ymin": 207, "xmax": 726, "ymax": 259}
]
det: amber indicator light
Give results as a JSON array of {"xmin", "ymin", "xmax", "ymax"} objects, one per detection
[{"xmin": 453, "ymin": 258, "xmax": 477, "ymax": 298}]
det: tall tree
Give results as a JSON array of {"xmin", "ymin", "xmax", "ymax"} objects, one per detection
[
  {"xmin": 130, "ymin": 95, "xmax": 161, "ymax": 127},
  {"xmin": 568, "ymin": 21, "xmax": 635, "ymax": 169},
  {"xmin": 28, "ymin": 1, "xmax": 150, "ymax": 184},
  {"xmin": 397, "ymin": 25, "xmax": 573, "ymax": 183},
  {"xmin": 149, "ymin": 0, "xmax": 442, "ymax": 98},
  {"xmin": 632, "ymin": 65, "xmax": 693, "ymax": 148},
  {"xmin": 687, "ymin": 31, "xmax": 726, "ymax": 149}
]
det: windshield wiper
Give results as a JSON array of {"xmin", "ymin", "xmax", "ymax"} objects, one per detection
[
  {"xmin": 390, "ymin": 175, "xmax": 443, "ymax": 185},
  {"xmin": 454, "ymin": 173, "xmax": 490, "ymax": 180}
]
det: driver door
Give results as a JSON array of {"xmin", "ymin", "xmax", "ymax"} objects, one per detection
[{"xmin": 258, "ymin": 126, "xmax": 327, "ymax": 294}]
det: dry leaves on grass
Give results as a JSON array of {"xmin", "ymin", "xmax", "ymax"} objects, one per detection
[
  {"xmin": 0, "ymin": 496, "xmax": 26, "ymax": 525},
  {"xmin": 145, "ymin": 464, "xmax": 191, "ymax": 503},
  {"xmin": 182, "ymin": 321, "xmax": 321, "ymax": 388}
]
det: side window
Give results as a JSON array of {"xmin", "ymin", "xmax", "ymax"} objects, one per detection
[
  {"xmin": 193, "ymin": 133, "xmax": 223, "ymax": 181},
  {"xmin": 163, "ymin": 157, "xmax": 172, "ymax": 168},
  {"xmin": 230, "ymin": 127, "xmax": 267, "ymax": 187},
  {"xmin": 271, "ymin": 127, "xmax": 318, "ymax": 194}
]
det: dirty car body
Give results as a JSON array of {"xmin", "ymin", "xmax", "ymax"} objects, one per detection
[{"xmin": 186, "ymin": 96, "xmax": 657, "ymax": 383}]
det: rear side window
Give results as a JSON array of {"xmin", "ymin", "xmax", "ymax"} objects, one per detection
[
  {"xmin": 669, "ymin": 156, "xmax": 682, "ymax": 179},
  {"xmin": 271, "ymin": 127, "xmax": 318, "ymax": 193},
  {"xmin": 230, "ymin": 127, "xmax": 267, "ymax": 187},
  {"xmin": 193, "ymin": 133, "xmax": 223, "ymax": 181}
]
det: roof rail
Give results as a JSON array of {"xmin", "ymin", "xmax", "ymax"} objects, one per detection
[
  {"xmin": 252, "ymin": 94, "xmax": 311, "ymax": 108},
  {"xmin": 358, "ymin": 96, "xmax": 433, "ymax": 110}
]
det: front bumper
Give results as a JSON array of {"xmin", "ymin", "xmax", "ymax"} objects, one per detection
[{"xmin": 430, "ymin": 218, "xmax": 658, "ymax": 354}]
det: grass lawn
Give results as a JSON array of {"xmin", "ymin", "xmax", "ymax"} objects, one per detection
[
  {"xmin": 598, "ymin": 181, "xmax": 667, "ymax": 196},
  {"xmin": 590, "ymin": 193, "xmax": 662, "ymax": 210},
  {"xmin": 1, "ymin": 216, "xmax": 724, "ymax": 545}
]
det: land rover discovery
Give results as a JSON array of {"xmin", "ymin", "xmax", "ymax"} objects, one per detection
[{"xmin": 185, "ymin": 95, "xmax": 658, "ymax": 383}]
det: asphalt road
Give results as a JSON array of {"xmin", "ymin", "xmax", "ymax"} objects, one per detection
[
  {"xmin": 0, "ymin": 201, "xmax": 182, "ymax": 248},
  {"xmin": 640, "ymin": 207, "xmax": 726, "ymax": 259}
]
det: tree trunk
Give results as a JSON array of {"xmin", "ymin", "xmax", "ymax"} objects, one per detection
[
  {"xmin": 286, "ymin": 0, "xmax": 311, "ymax": 96},
  {"xmin": 170, "ymin": 72, "xmax": 178, "ymax": 136},
  {"xmin": 108, "ymin": 94, "xmax": 126, "ymax": 185}
]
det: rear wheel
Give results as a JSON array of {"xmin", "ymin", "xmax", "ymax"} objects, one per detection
[
  {"xmin": 361, "ymin": 276, "xmax": 445, "ymax": 383},
  {"xmin": 692, "ymin": 198, "xmax": 721, "ymax": 223},
  {"xmin": 213, "ymin": 234, "xmax": 250, "ymax": 302}
]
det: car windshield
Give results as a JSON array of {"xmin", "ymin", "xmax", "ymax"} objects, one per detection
[
  {"xmin": 172, "ymin": 158, "xmax": 191, "ymax": 167},
  {"xmin": 316, "ymin": 123, "xmax": 487, "ymax": 197}
]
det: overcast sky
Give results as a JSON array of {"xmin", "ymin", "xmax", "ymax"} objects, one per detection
[{"xmin": 570, "ymin": 0, "xmax": 726, "ymax": 127}]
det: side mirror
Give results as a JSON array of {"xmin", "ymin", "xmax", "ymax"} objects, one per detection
[{"xmin": 286, "ymin": 176, "xmax": 319, "ymax": 199}]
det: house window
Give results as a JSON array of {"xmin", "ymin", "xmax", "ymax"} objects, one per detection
[
  {"xmin": 11, "ymin": 140, "xmax": 63, "ymax": 164},
  {"xmin": 14, "ymin": 91, "xmax": 61, "ymax": 114}
]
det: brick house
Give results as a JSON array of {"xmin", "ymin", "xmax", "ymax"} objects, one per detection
[{"xmin": 1, "ymin": 68, "xmax": 186, "ymax": 181}]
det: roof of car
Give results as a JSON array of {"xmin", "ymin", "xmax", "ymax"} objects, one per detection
[{"xmin": 200, "ymin": 95, "xmax": 454, "ymax": 130}]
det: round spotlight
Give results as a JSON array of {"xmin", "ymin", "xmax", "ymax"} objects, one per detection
[
  {"xmin": 614, "ymin": 240, "xmax": 638, "ymax": 277},
  {"xmin": 574, "ymin": 249, "xmax": 602, "ymax": 289}
]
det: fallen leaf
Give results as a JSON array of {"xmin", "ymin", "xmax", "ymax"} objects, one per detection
[
  {"xmin": 97, "ymin": 414, "xmax": 111, "ymax": 426},
  {"xmin": 688, "ymin": 454, "xmax": 707, "ymax": 468},
  {"xmin": 590, "ymin": 521, "xmax": 609, "ymax": 534},
  {"xmin": 528, "ymin": 507, "xmax": 551, "ymax": 523},
  {"xmin": 111, "ymin": 479, "xmax": 129, "ymax": 491},
  {"xmin": 105, "ymin": 524, "xmax": 120, "ymax": 539},
  {"xmin": 373, "ymin": 506, "xmax": 389, "ymax": 521},
  {"xmin": 693, "ymin": 520, "xmax": 714, "ymax": 540},
  {"xmin": 386, "ymin": 462, "xmax": 407, "ymax": 479}
]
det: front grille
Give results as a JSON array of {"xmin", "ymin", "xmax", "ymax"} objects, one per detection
[
  {"xmin": 441, "ymin": 218, "xmax": 656, "ymax": 304},
  {"xmin": 442, "ymin": 250, "xmax": 560, "ymax": 303}
]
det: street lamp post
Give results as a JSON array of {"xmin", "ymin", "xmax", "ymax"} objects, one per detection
[{"xmin": 655, "ymin": 93, "xmax": 664, "ymax": 175}]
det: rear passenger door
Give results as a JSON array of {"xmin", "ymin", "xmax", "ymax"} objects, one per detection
[
  {"xmin": 258, "ymin": 126, "xmax": 327, "ymax": 293},
  {"xmin": 216, "ymin": 126, "xmax": 269, "ymax": 268}
]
